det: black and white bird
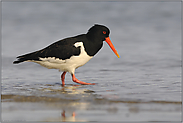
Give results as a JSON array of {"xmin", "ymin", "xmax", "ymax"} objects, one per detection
[{"xmin": 13, "ymin": 24, "xmax": 120, "ymax": 86}]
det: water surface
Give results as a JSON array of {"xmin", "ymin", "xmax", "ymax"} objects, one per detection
[{"xmin": 2, "ymin": 2, "xmax": 181, "ymax": 122}]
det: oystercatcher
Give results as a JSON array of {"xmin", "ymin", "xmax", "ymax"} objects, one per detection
[{"xmin": 13, "ymin": 24, "xmax": 120, "ymax": 86}]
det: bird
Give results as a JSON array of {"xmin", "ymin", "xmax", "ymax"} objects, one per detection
[{"xmin": 13, "ymin": 24, "xmax": 120, "ymax": 86}]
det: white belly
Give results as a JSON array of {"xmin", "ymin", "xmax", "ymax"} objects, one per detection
[{"xmin": 29, "ymin": 42, "xmax": 93, "ymax": 74}]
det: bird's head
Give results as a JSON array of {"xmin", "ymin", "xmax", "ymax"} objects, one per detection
[{"xmin": 87, "ymin": 24, "xmax": 120, "ymax": 58}]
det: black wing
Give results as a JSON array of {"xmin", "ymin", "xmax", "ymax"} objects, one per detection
[{"xmin": 13, "ymin": 37, "xmax": 82, "ymax": 64}]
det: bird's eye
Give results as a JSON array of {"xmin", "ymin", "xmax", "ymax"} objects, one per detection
[{"xmin": 103, "ymin": 31, "xmax": 106, "ymax": 34}]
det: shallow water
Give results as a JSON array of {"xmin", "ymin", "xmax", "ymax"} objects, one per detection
[{"xmin": 2, "ymin": 2, "xmax": 181, "ymax": 122}]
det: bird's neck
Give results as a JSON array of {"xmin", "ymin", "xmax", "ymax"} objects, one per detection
[{"xmin": 83, "ymin": 35, "xmax": 103, "ymax": 57}]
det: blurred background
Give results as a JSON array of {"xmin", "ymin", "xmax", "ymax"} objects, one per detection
[{"xmin": 2, "ymin": 2, "xmax": 181, "ymax": 122}]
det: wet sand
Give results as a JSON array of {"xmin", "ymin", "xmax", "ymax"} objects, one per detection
[{"xmin": 2, "ymin": 93, "xmax": 181, "ymax": 122}]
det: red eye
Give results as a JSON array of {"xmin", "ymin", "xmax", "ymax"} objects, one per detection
[{"xmin": 103, "ymin": 31, "xmax": 106, "ymax": 34}]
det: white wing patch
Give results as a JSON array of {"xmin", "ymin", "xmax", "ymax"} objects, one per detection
[
  {"xmin": 39, "ymin": 57, "xmax": 66, "ymax": 63},
  {"xmin": 74, "ymin": 42, "xmax": 82, "ymax": 47}
]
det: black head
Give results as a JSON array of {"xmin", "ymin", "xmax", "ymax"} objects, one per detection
[
  {"xmin": 86, "ymin": 24, "xmax": 110, "ymax": 41},
  {"xmin": 85, "ymin": 24, "xmax": 120, "ymax": 58}
]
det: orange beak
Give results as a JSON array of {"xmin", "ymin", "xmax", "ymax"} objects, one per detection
[{"xmin": 105, "ymin": 37, "xmax": 120, "ymax": 58}]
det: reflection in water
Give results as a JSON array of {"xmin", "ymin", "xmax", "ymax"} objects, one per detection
[
  {"xmin": 2, "ymin": 93, "xmax": 181, "ymax": 122},
  {"xmin": 1, "ymin": 82, "xmax": 181, "ymax": 104},
  {"xmin": 61, "ymin": 110, "xmax": 76, "ymax": 122},
  {"xmin": 1, "ymin": 79, "xmax": 181, "ymax": 122}
]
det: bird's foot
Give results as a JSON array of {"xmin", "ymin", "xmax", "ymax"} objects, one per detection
[{"xmin": 72, "ymin": 74, "xmax": 96, "ymax": 85}]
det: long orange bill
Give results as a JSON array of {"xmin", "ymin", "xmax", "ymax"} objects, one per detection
[{"xmin": 105, "ymin": 37, "xmax": 120, "ymax": 58}]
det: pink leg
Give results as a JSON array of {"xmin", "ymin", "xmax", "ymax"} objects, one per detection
[
  {"xmin": 61, "ymin": 72, "xmax": 67, "ymax": 86},
  {"xmin": 72, "ymin": 112, "xmax": 75, "ymax": 117},
  {"xmin": 61, "ymin": 110, "xmax": 66, "ymax": 117},
  {"xmin": 72, "ymin": 74, "xmax": 95, "ymax": 85}
]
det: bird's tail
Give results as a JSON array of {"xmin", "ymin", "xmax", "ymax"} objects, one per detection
[
  {"xmin": 13, "ymin": 51, "xmax": 39, "ymax": 64},
  {"xmin": 13, "ymin": 57, "xmax": 27, "ymax": 64}
]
